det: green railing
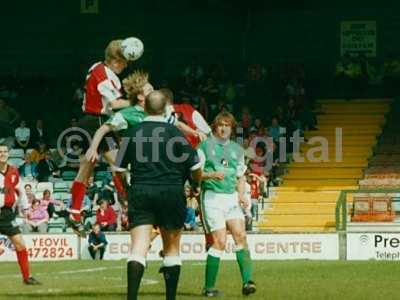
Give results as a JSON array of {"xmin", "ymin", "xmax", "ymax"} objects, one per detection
[{"xmin": 335, "ymin": 188, "xmax": 400, "ymax": 231}]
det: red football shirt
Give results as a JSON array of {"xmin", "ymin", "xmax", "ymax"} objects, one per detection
[
  {"xmin": 82, "ymin": 62, "xmax": 122, "ymax": 116},
  {"xmin": 0, "ymin": 165, "xmax": 27, "ymax": 209},
  {"xmin": 173, "ymin": 104, "xmax": 211, "ymax": 148}
]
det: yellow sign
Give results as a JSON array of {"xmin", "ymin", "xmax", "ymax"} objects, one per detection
[{"xmin": 81, "ymin": 0, "xmax": 99, "ymax": 14}]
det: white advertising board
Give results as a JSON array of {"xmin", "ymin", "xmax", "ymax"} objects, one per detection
[
  {"xmin": 0, "ymin": 234, "xmax": 79, "ymax": 262},
  {"xmin": 348, "ymin": 233, "xmax": 400, "ymax": 260},
  {"xmin": 81, "ymin": 233, "xmax": 339, "ymax": 261}
]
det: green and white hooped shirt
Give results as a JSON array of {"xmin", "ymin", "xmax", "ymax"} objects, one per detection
[{"xmin": 198, "ymin": 135, "xmax": 246, "ymax": 194}]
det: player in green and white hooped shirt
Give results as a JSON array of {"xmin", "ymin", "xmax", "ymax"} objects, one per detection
[
  {"xmin": 198, "ymin": 112, "xmax": 256, "ymax": 297},
  {"xmin": 85, "ymin": 70, "xmax": 152, "ymax": 164}
]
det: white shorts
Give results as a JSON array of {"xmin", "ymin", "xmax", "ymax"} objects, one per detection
[{"xmin": 200, "ymin": 190, "xmax": 244, "ymax": 233}]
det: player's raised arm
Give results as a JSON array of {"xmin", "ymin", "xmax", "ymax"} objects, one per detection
[
  {"xmin": 109, "ymin": 98, "xmax": 130, "ymax": 110},
  {"xmin": 86, "ymin": 124, "xmax": 114, "ymax": 163}
]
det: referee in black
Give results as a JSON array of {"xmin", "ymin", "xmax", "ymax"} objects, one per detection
[{"xmin": 121, "ymin": 90, "xmax": 202, "ymax": 300}]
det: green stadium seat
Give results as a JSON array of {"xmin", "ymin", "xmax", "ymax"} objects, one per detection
[
  {"xmin": 95, "ymin": 171, "xmax": 110, "ymax": 181},
  {"xmin": 62, "ymin": 171, "xmax": 78, "ymax": 181}
]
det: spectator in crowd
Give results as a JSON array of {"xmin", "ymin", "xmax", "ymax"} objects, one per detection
[
  {"xmin": 224, "ymin": 80, "xmax": 237, "ymax": 103},
  {"xmin": 59, "ymin": 195, "xmax": 92, "ymax": 225},
  {"xmin": 247, "ymin": 173, "xmax": 261, "ymax": 221},
  {"xmin": 23, "ymin": 199, "xmax": 49, "ymax": 233},
  {"xmin": 184, "ymin": 186, "xmax": 198, "ymax": 231},
  {"xmin": 268, "ymin": 116, "xmax": 284, "ymax": 142},
  {"xmin": 240, "ymin": 106, "xmax": 252, "ymax": 137},
  {"xmin": 86, "ymin": 176, "xmax": 99, "ymax": 204},
  {"xmin": 30, "ymin": 142, "xmax": 48, "ymax": 163},
  {"xmin": 284, "ymin": 97, "xmax": 301, "ymax": 135},
  {"xmin": 39, "ymin": 189, "xmax": 63, "ymax": 219},
  {"xmin": 250, "ymin": 118, "xmax": 263, "ymax": 133},
  {"xmin": 119, "ymin": 204, "xmax": 129, "ymax": 232},
  {"xmin": 71, "ymin": 82, "xmax": 84, "ymax": 119},
  {"xmin": 200, "ymin": 77, "xmax": 219, "ymax": 110},
  {"xmin": 88, "ymin": 224, "xmax": 108, "ymax": 260},
  {"xmin": 96, "ymin": 200, "xmax": 117, "ymax": 232},
  {"xmin": 298, "ymin": 103, "xmax": 317, "ymax": 131},
  {"xmin": 0, "ymin": 99, "xmax": 19, "ymax": 138},
  {"xmin": 80, "ymin": 194, "xmax": 93, "ymax": 224},
  {"xmin": 36, "ymin": 151, "xmax": 60, "ymax": 182},
  {"xmin": 19, "ymin": 153, "xmax": 38, "ymax": 180},
  {"xmin": 24, "ymin": 184, "xmax": 36, "ymax": 204},
  {"xmin": 59, "ymin": 141, "xmax": 83, "ymax": 171},
  {"xmin": 243, "ymin": 177, "xmax": 253, "ymax": 231},
  {"xmin": 183, "ymin": 60, "xmax": 204, "ymax": 81},
  {"xmin": 30, "ymin": 119, "xmax": 47, "ymax": 147},
  {"xmin": 14, "ymin": 120, "xmax": 30, "ymax": 150},
  {"xmin": 243, "ymin": 138, "xmax": 256, "ymax": 165},
  {"xmin": 98, "ymin": 177, "xmax": 115, "ymax": 205},
  {"xmin": 198, "ymin": 95, "xmax": 209, "ymax": 121},
  {"xmin": 250, "ymin": 144, "xmax": 269, "ymax": 177}
]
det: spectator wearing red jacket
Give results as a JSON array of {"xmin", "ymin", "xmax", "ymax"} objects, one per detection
[{"xmin": 96, "ymin": 200, "xmax": 117, "ymax": 231}]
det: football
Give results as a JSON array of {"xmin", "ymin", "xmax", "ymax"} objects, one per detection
[{"xmin": 121, "ymin": 37, "xmax": 144, "ymax": 61}]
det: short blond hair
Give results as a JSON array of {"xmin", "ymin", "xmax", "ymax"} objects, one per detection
[
  {"xmin": 123, "ymin": 70, "xmax": 149, "ymax": 102},
  {"xmin": 105, "ymin": 39, "xmax": 126, "ymax": 63}
]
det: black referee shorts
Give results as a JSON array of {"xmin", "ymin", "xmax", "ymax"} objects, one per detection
[
  {"xmin": 0, "ymin": 207, "xmax": 21, "ymax": 237},
  {"xmin": 128, "ymin": 185, "xmax": 186, "ymax": 230},
  {"xmin": 76, "ymin": 114, "xmax": 119, "ymax": 153}
]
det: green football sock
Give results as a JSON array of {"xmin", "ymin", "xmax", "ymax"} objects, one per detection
[
  {"xmin": 205, "ymin": 251, "xmax": 221, "ymax": 289},
  {"xmin": 236, "ymin": 248, "xmax": 253, "ymax": 284}
]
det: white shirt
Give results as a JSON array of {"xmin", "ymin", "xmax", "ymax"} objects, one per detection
[{"xmin": 15, "ymin": 127, "xmax": 30, "ymax": 142}]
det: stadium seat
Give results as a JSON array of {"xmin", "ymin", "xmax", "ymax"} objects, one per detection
[
  {"xmin": 54, "ymin": 181, "xmax": 69, "ymax": 192},
  {"xmin": 36, "ymin": 182, "xmax": 53, "ymax": 193},
  {"xmin": 53, "ymin": 192, "xmax": 71, "ymax": 203},
  {"xmin": 258, "ymin": 99, "xmax": 391, "ymax": 232},
  {"xmin": 95, "ymin": 171, "xmax": 110, "ymax": 181},
  {"xmin": 62, "ymin": 171, "xmax": 78, "ymax": 181},
  {"xmin": 9, "ymin": 158, "xmax": 24, "ymax": 168},
  {"xmin": 48, "ymin": 219, "xmax": 65, "ymax": 233},
  {"xmin": 9, "ymin": 148, "xmax": 24, "ymax": 159}
]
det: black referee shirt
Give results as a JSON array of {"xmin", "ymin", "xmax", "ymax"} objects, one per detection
[{"xmin": 120, "ymin": 116, "xmax": 200, "ymax": 186}]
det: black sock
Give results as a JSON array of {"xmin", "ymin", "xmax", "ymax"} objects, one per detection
[
  {"xmin": 160, "ymin": 265, "xmax": 181, "ymax": 300},
  {"xmin": 127, "ymin": 261, "xmax": 145, "ymax": 300}
]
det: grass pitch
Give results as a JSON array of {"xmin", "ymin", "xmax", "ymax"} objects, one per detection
[{"xmin": 0, "ymin": 260, "xmax": 399, "ymax": 300}]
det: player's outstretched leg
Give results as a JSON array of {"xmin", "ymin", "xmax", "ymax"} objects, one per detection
[{"xmin": 67, "ymin": 157, "xmax": 95, "ymax": 238}]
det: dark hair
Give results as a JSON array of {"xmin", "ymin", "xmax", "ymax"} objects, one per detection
[
  {"xmin": 0, "ymin": 143, "xmax": 8, "ymax": 149},
  {"xmin": 24, "ymin": 184, "xmax": 32, "ymax": 189}
]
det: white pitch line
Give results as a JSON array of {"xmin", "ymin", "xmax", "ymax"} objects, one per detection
[
  {"xmin": 0, "ymin": 266, "xmax": 123, "ymax": 279},
  {"xmin": 11, "ymin": 281, "xmax": 158, "ymax": 296}
]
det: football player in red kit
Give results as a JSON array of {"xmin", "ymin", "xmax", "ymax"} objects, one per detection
[
  {"xmin": 0, "ymin": 143, "xmax": 40, "ymax": 285},
  {"xmin": 67, "ymin": 39, "xmax": 132, "ymax": 236}
]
